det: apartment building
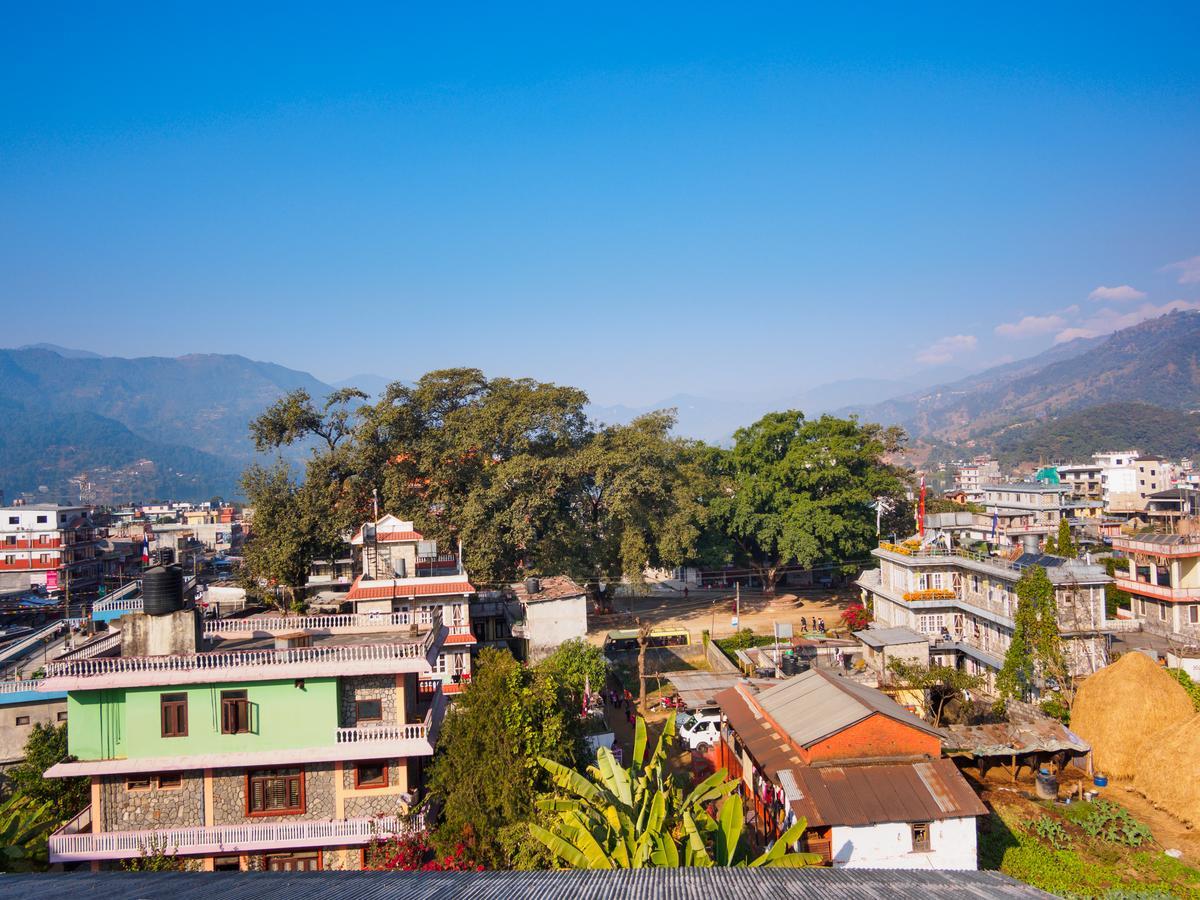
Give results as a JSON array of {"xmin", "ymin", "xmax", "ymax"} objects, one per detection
[
  {"xmin": 40, "ymin": 566, "xmax": 447, "ymax": 871},
  {"xmin": 0, "ymin": 504, "xmax": 101, "ymax": 594},
  {"xmin": 954, "ymin": 457, "xmax": 1001, "ymax": 502},
  {"xmin": 980, "ymin": 483, "xmax": 1072, "ymax": 550},
  {"xmin": 857, "ymin": 543, "xmax": 1111, "ymax": 696},
  {"xmin": 1110, "ymin": 533, "xmax": 1200, "ymax": 646},
  {"xmin": 1133, "ymin": 456, "xmax": 1174, "ymax": 506},
  {"xmin": 1056, "ymin": 463, "xmax": 1104, "ymax": 518},
  {"xmin": 345, "ymin": 515, "xmax": 476, "ymax": 695}
]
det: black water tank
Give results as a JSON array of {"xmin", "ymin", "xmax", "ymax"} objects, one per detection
[
  {"xmin": 781, "ymin": 654, "xmax": 798, "ymax": 676},
  {"xmin": 143, "ymin": 565, "xmax": 184, "ymax": 616}
]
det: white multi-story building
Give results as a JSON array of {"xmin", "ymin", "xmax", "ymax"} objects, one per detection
[
  {"xmin": 0, "ymin": 504, "xmax": 100, "ymax": 593},
  {"xmin": 980, "ymin": 483, "xmax": 1072, "ymax": 550},
  {"xmin": 1110, "ymin": 533, "xmax": 1200, "ymax": 648},
  {"xmin": 346, "ymin": 515, "xmax": 477, "ymax": 696},
  {"xmin": 858, "ymin": 543, "xmax": 1111, "ymax": 696},
  {"xmin": 955, "ymin": 457, "xmax": 1001, "ymax": 502},
  {"xmin": 1092, "ymin": 450, "xmax": 1140, "ymax": 512}
]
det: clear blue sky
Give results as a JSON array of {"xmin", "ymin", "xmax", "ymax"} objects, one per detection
[{"xmin": 3, "ymin": 4, "xmax": 1198, "ymax": 405}]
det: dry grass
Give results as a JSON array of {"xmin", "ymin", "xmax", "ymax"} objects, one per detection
[
  {"xmin": 1071, "ymin": 651, "xmax": 1194, "ymax": 780},
  {"xmin": 1133, "ymin": 714, "xmax": 1200, "ymax": 827}
]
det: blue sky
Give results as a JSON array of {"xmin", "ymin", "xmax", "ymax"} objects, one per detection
[{"xmin": 2, "ymin": 4, "xmax": 1198, "ymax": 405}]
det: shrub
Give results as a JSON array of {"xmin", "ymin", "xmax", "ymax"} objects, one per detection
[{"xmin": 1076, "ymin": 800, "xmax": 1154, "ymax": 848}]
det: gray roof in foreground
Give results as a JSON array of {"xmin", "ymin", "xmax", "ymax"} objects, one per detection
[
  {"xmin": 854, "ymin": 626, "xmax": 929, "ymax": 647},
  {"xmin": 0, "ymin": 870, "xmax": 1049, "ymax": 899}
]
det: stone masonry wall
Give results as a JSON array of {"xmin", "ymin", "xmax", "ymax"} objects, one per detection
[
  {"xmin": 101, "ymin": 772, "xmax": 205, "ymax": 831},
  {"xmin": 210, "ymin": 764, "xmax": 336, "ymax": 824},
  {"xmin": 339, "ymin": 675, "xmax": 401, "ymax": 727}
]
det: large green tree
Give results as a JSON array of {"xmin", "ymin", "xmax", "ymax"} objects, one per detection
[
  {"xmin": 425, "ymin": 646, "xmax": 590, "ymax": 868},
  {"xmin": 711, "ymin": 412, "xmax": 908, "ymax": 593},
  {"xmin": 246, "ymin": 369, "xmax": 716, "ymax": 587},
  {"xmin": 997, "ymin": 565, "xmax": 1065, "ymax": 706}
]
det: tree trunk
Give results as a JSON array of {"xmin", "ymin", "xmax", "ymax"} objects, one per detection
[{"xmin": 636, "ymin": 620, "xmax": 651, "ymax": 717}]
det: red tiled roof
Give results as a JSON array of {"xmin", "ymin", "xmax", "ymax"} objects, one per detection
[
  {"xmin": 351, "ymin": 528, "xmax": 424, "ymax": 543},
  {"xmin": 346, "ymin": 577, "xmax": 475, "ymax": 601},
  {"xmin": 442, "ymin": 682, "xmax": 466, "ymax": 695},
  {"xmin": 444, "ymin": 632, "xmax": 477, "ymax": 645}
]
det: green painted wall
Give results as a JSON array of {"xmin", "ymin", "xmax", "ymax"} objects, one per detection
[{"xmin": 67, "ymin": 678, "xmax": 339, "ymax": 761}]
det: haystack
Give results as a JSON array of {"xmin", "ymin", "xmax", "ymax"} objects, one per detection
[
  {"xmin": 1070, "ymin": 652, "xmax": 1193, "ymax": 779},
  {"xmin": 1133, "ymin": 714, "xmax": 1200, "ymax": 825}
]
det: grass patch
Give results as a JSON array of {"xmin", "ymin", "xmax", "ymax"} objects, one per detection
[{"xmin": 982, "ymin": 801, "xmax": 1200, "ymax": 899}]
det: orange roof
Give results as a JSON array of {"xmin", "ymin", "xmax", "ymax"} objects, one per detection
[
  {"xmin": 444, "ymin": 632, "xmax": 477, "ymax": 645},
  {"xmin": 351, "ymin": 528, "xmax": 424, "ymax": 543},
  {"xmin": 346, "ymin": 576, "xmax": 475, "ymax": 601},
  {"xmin": 442, "ymin": 682, "xmax": 466, "ymax": 695}
]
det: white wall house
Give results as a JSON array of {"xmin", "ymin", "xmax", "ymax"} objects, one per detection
[
  {"xmin": 510, "ymin": 575, "xmax": 588, "ymax": 663},
  {"xmin": 831, "ymin": 817, "xmax": 978, "ymax": 870}
]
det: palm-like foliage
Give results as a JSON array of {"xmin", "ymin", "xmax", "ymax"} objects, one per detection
[
  {"xmin": 529, "ymin": 715, "xmax": 820, "ymax": 868},
  {"xmin": 0, "ymin": 793, "xmax": 56, "ymax": 872}
]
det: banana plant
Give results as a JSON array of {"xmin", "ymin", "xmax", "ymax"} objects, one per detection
[
  {"xmin": 530, "ymin": 714, "xmax": 820, "ymax": 869},
  {"xmin": 0, "ymin": 793, "xmax": 56, "ymax": 872}
]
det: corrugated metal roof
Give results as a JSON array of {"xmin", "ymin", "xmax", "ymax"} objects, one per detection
[
  {"xmin": 943, "ymin": 721, "xmax": 1090, "ymax": 757},
  {"xmin": 665, "ymin": 672, "xmax": 777, "ymax": 709},
  {"xmin": 853, "ymin": 627, "xmax": 927, "ymax": 648},
  {"xmin": 751, "ymin": 669, "xmax": 945, "ymax": 748},
  {"xmin": 787, "ymin": 758, "xmax": 988, "ymax": 828},
  {"xmin": 0, "ymin": 869, "xmax": 1048, "ymax": 898}
]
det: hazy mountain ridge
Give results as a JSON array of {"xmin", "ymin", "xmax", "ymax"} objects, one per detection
[{"xmin": 843, "ymin": 312, "xmax": 1200, "ymax": 440}]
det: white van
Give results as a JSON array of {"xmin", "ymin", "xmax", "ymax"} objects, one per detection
[{"xmin": 678, "ymin": 711, "xmax": 721, "ymax": 753}]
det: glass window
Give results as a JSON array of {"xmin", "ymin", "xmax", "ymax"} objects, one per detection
[
  {"xmin": 247, "ymin": 768, "xmax": 304, "ymax": 815},
  {"xmin": 15, "ymin": 715, "xmax": 30, "ymax": 725},
  {"xmin": 126, "ymin": 776, "xmax": 152, "ymax": 790},
  {"xmin": 158, "ymin": 772, "xmax": 183, "ymax": 789},
  {"xmin": 161, "ymin": 693, "xmax": 188, "ymax": 737},
  {"xmin": 354, "ymin": 761, "xmax": 388, "ymax": 789},
  {"xmin": 221, "ymin": 690, "xmax": 250, "ymax": 734},
  {"xmin": 356, "ymin": 699, "xmax": 383, "ymax": 722},
  {"xmin": 911, "ymin": 822, "xmax": 931, "ymax": 852}
]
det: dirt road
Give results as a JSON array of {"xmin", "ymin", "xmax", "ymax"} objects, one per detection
[{"xmin": 586, "ymin": 587, "xmax": 859, "ymax": 643}]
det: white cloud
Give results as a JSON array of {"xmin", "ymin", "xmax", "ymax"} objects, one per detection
[
  {"xmin": 916, "ymin": 334, "xmax": 977, "ymax": 364},
  {"xmin": 1164, "ymin": 255, "xmax": 1200, "ymax": 285},
  {"xmin": 994, "ymin": 314, "xmax": 1067, "ymax": 338},
  {"xmin": 1088, "ymin": 284, "xmax": 1146, "ymax": 302},
  {"xmin": 1053, "ymin": 299, "xmax": 1200, "ymax": 344}
]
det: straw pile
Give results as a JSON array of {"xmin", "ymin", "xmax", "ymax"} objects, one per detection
[
  {"xmin": 1133, "ymin": 714, "xmax": 1200, "ymax": 825},
  {"xmin": 1070, "ymin": 652, "xmax": 1194, "ymax": 779}
]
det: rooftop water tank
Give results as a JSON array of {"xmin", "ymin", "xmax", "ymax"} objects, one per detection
[{"xmin": 142, "ymin": 565, "xmax": 184, "ymax": 616}]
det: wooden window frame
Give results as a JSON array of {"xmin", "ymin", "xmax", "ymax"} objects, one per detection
[
  {"xmin": 246, "ymin": 767, "xmax": 305, "ymax": 816},
  {"xmin": 126, "ymin": 776, "xmax": 153, "ymax": 791},
  {"xmin": 161, "ymin": 693, "xmax": 188, "ymax": 738},
  {"xmin": 263, "ymin": 850, "xmax": 321, "ymax": 871},
  {"xmin": 355, "ymin": 698, "xmax": 383, "ymax": 723},
  {"xmin": 911, "ymin": 821, "xmax": 932, "ymax": 853},
  {"xmin": 157, "ymin": 772, "xmax": 183, "ymax": 790},
  {"xmin": 221, "ymin": 689, "xmax": 250, "ymax": 734},
  {"xmin": 354, "ymin": 760, "xmax": 389, "ymax": 789}
]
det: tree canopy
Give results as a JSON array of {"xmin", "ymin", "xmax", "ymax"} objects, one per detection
[{"xmin": 710, "ymin": 411, "xmax": 909, "ymax": 592}]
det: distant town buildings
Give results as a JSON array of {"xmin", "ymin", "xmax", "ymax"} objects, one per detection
[
  {"xmin": 954, "ymin": 457, "xmax": 1001, "ymax": 503},
  {"xmin": 0, "ymin": 503, "xmax": 100, "ymax": 594}
]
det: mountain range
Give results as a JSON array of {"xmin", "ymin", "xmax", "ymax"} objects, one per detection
[{"xmin": 4, "ymin": 309, "xmax": 1199, "ymax": 502}]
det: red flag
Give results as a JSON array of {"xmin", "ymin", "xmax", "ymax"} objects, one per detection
[{"xmin": 918, "ymin": 475, "xmax": 926, "ymax": 538}]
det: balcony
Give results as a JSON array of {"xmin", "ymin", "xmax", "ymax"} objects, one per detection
[
  {"xmin": 41, "ymin": 628, "xmax": 443, "ymax": 690},
  {"xmin": 48, "ymin": 809, "xmax": 423, "ymax": 863},
  {"xmin": 1114, "ymin": 575, "xmax": 1200, "ymax": 603},
  {"xmin": 204, "ymin": 610, "xmax": 439, "ymax": 639}
]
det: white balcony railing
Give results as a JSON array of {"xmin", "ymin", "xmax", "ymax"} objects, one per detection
[
  {"xmin": 1114, "ymin": 575, "xmax": 1200, "ymax": 601},
  {"xmin": 0, "ymin": 678, "xmax": 48, "ymax": 694},
  {"xmin": 205, "ymin": 611, "xmax": 431, "ymax": 636},
  {"xmin": 335, "ymin": 722, "xmax": 428, "ymax": 743},
  {"xmin": 44, "ymin": 637, "xmax": 435, "ymax": 680},
  {"xmin": 49, "ymin": 810, "xmax": 422, "ymax": 862},
  {"xmin": 57, "ymin": 630, "xmax": 121, "ymax": 661}
]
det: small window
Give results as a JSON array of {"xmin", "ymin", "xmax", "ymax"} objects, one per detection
[
  {"xmin": 1190, "ymin": 605, "xmax": 1199, "ymax": 625},
  {"xmin": 221, "ymin": 690, "xmax": 250, "ymax": 734},
  {"xmin": 911, "ymin": 822, "xmax": 931, "ymax": 852},
  {"xmin": 213, "ymin": 856, "xmax": 241, "ymax": 872},
  {"xmin": 161, "ymin": 693, "xmax": 188, "ymax": 737},
  {"xmin": 1160, "ymin": 603, "xmax": 1168, "ymax": 621},
  {"xmin": 354, "ymin": 761, "xmax": 388, "ymax": 789},
  {"xmin": 247, "ymin": 768, "xmax": 304, "ymax": 815},
  {"xmin": 126, "ymin": 776, "xmax": 152, "ymax": 791},
  {"xmin": 15, "ymin": 715, "xmax": 30, "ymax": 726},
  {"xmin": 355, "ymin": 699, "xmax": 383, "ymax": 722},
  {"xmin": 36, "ymin": 515, "xmax": 47, "ymax": 524},
  {"xmin": 7, "ymin": 516, "xmax": 17, "ymax": 524},
  {"xmin": 158, "ymin": 772, "xmax": 183, "ymax": 789},
  {"xmin": 57, "ymin": 710, "xmax": 68, "ymax": 722}
]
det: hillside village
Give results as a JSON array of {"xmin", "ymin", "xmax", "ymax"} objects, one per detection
[{"xmin": 1, "ymin": 366, "xmax": 1199, "ymax": 898}]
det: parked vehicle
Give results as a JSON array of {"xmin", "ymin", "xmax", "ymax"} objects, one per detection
[{"xmin": 678, "ymin": 711, "xmax": 721, "ymax": 753}]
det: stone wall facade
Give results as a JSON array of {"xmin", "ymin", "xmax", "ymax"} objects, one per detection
[
  {"xmin": 339, "ymin": 674, "xmax": 403, "ymax": 727},
  {"xmin": 100, "ymin": 772, "xmax": 205, "ymax": 831},
  {"xmin": 210, "ymin": 763, "xmax": 336, "ymax": 824}
]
